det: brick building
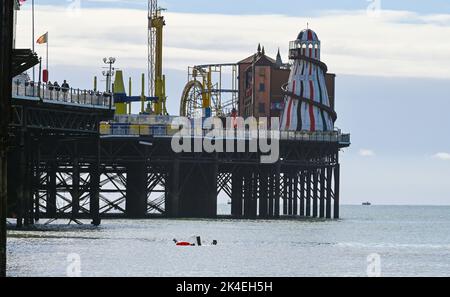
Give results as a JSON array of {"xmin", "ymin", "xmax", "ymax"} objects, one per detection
[{"xmin": 237, "ymin": 44, "xmax": 336, "ymax": 120}]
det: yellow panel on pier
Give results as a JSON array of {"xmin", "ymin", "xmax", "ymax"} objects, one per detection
[{"xmin": 114, "ymin": 70, "xmax": 127, "ymax": 115}]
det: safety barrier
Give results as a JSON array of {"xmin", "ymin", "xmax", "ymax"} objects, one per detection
[{"xmin": 12, "ymin": 81, "xmax": 113, "ymax": 108}]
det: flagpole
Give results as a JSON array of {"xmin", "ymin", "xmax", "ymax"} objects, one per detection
[
  {"xmin": 32, "ymin": 0, "xmax": 35, "ymax": 82},
  {"xmin": 46, "ymin": 32, "xmax": 49, "ymax": 80}
]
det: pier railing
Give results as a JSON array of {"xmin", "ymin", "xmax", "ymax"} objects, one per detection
[
  {"xmin": 280, "ymin": 131, "xmax": 350, "ymax": 143},
  {"xmin": 100, "ymin": 120, "xmax": 351, "ymax": 144},
  {"xmin": 12, "ymin": 81, "xmax": 113, "ymax": 108}
]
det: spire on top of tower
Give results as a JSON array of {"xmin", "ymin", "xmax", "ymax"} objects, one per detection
[{"xmin": 276, "ymin": 48, "xmax": 283, "ymax": 67}]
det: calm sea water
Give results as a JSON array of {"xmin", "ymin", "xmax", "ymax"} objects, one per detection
[{"xmin": 6, "ymin": 205, "xmax": 450, "ymax": 277}]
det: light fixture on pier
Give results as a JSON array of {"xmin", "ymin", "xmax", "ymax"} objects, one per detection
[{"xmin": 102, "ymin": 57, "xmax": 116, "ymax": 93}]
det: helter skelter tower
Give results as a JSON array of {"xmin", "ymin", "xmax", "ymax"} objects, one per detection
[{"xmin": 281, "ymin": 28, "xmax": 337, "ymax": 131}]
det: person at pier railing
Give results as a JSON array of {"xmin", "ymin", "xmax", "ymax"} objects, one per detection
[
  {"xmin": 61, "ymin": 80, "xmax": 70, "ymax": 100},
  {"xmin": 53, "ymin": 81, "xmax": 60, "ymax": 92},
  {"xmin": 61, "ymin": 80, "xmax": 70, "ymax": 92}
]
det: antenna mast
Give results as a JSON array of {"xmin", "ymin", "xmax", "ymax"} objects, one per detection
[{"xmin": 147, "ymin": 0, "xmax": 166, "ymax": 114}]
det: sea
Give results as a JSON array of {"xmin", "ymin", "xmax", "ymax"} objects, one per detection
[{"xmin": 6, "ymin": 205, "xmax": 450, "ymax": 277}]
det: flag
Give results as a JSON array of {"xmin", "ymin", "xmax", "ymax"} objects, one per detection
[{"xmin": 36, "ymin": 32, "xmax": 48, "ymax": 44}]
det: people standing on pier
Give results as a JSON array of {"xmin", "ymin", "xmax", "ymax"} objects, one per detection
[
  {"xmin": 53, "ymin": 81, "xmax": 60, "ymax": 90},
  {"xmin": 61, "ymin": 80, "xmax": 70, "ymax": 100},
  {"xmin": 47, "ymin": 81, "xmax": 54, "ymax": 91},
  {"xmin": 53, "ymin": 81, "xmax": 60, "ymax": 99},
  {"xmin": 62, "ymin": 80, "xmax": 69, "ymax": 92}
]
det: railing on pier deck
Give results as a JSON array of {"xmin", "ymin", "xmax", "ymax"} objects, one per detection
[
  {"xmin": 11, "ymin": 81, "xmax": 114, "ymax": 109},
  {"xmin": 100, "ymin": 117, "xmax": 351, "ymax": 145}
]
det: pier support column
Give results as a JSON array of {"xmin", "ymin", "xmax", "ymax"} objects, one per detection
[
  {"xmin": 177, "ymin": 161, "xmax": 218, "ymax": 218},
  {"xmin": 319, "ymin": 167, "xmax": 325, "ymax": 218},
  {"xmin": 268, "ymin": 172, "xmax": 274, "ymax": 217},
  {"xmin": 211, "ymin": 157, "xmax": 219, "ymax": 217},
  {"xmin": 250, "ymin": 172, "xmax": 258, "ymax": 218},
  {"xmin": 15, "ymin": 132, "xmax": 27, "ymax": 228},
  {"xmin": 0, "ymin": 152, "xmax": 6, "ymax": 277},
  {"xmin": 299, "ymin": 171, "xmax": 305, "ymax": 217},
  {"xmin": 231, "ymin": 168, "xmax": 242, "ymax": 217},
  {"xmin": 166, "ymin": 157, "xmax": 180, "ymax": 217},
  {"xmin": 334, "ymin": 164, "xmax": 340, "ymax": 219},
  {"xmin": 326, "ymin": 166, "xmax": 332, "ymax": 219},
  {"xmin": 305, "ymin": 170, "xmax": 311, "ymax": 217},
  {"xmin": 126, "ymin": 163, "xmax": 147, "ymax": 218},
  {"xmin": 288, "ymin": 172, "xmax": 294, "ymax": 215},
  {"xmin": 90, "ymin": 138, "xmax": 101, "ymax": 225},
  {"xmin": 90, "ymin": 163, "xmax": 100, "ymax": 225},
  {"xmin": 312, "ymin": 169, "xmax": 318, "ymax": 218},
  {"xmin": 259, "ymin": 168, "xmax": 268, "ymax": 218},
  {"xmin": 47, "ymin": 163, "xmax": 57, "ymax": 217},
  {"xmin": 24, "ymin": 134, "xmax": 34, "ymax": 226},
  {"xmin": 1, "ymin": 0, "xmax": 16, "ymax": 275},
  {"xmin": 274, "ymin": 163, "xmax": 281, "ymax": 218},
  {"xmin": 33, "ymin": 143, "xmax": 40, "ymax": 222},
  {"xmin": 71, "ymin": 158, "xmax": 80, "ymax": 219},
  {"xmin": 293, "ymin": 173, "xmax": 298, "ymax": 216},
  {"xmin": 282, "ymin": 173, "xmax": 288, "ymax": 215},
  {"xmin": 243, "ymin": 171, "xmax": 251, "ymax": 218},
  {"xmin": 23, "ymin": 160, "xmax": 32, "ymax": 226}
]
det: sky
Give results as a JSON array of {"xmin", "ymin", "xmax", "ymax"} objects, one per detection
[{"xmin": 15, "ymin": 0, "xmax": 450, "ymax": 205}]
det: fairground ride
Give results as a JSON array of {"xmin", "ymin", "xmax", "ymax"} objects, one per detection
[{"xmin": 180, "ymin": 64, "xmax": 238, "ymax": 118}]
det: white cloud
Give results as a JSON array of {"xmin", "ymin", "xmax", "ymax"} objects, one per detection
[
  {"xmin": 15, "ymin": 6, "xmax": 450, "ymax": 79},
  {"xmin": 433, "ymin": 152, "xmax": 450, "ymax": 161},
  {"xmin": 359, "ymin": 149, "xmax": 375, "ymax": 157}
]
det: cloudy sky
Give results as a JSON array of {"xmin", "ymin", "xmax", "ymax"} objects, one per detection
[{"xmin": 15, "ymin": 0, "xmax": 450, "ymax": 205}]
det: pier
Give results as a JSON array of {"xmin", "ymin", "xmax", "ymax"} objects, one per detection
[
  {"xmin": 1, "ymin": 0, "xmax": 351, "ymax": 278},
  {"xmin": 6, "ymin": 104, "xmax": 349, "ymax": 222}
]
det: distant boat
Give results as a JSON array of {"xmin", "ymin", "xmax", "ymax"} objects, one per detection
[{"xmin": 362, "ymin": 202, "xmax": 371, "ymax": 206}]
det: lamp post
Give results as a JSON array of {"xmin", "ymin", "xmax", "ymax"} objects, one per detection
[{"xmin": 102, "ymin": 57, "xmax": 116, "ymax": 92}]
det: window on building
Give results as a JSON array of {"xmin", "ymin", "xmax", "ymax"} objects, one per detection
[
  {"xmin": 259, "ymin": 68, "xmax": 266, "ymax": 76},
  {"xmin": 259, "ymin": 83, "xmax": 265, "ymax": 92},
  {"xmin": 259, "ymin": 103, "xmax": 265, "ymax": 114},
  {"xmin": 245, "ymin": 70, "xmax": 253, "ymax": 89}
]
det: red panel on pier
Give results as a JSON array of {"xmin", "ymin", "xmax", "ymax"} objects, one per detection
[{"xmin": 43, "ymin": 69, "xmax": 48, "ymax": 82}]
